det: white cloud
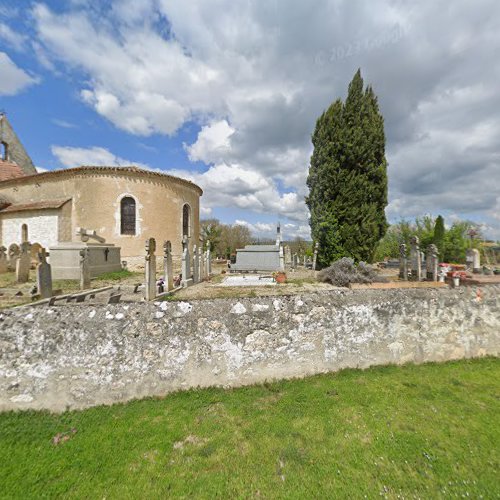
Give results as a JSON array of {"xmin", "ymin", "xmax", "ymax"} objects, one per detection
[
  {"xmin": 32, "ymin": 1, "xmax": 500, "ymax": 235},
  {"xmin": 51, "ymin": 145, "xmax": 149, "ymax": 170},
  {"xmin": 0, "ymin": 52, "xmax": 38, "ymax": 95},
  {"xmin": 166, "ymin": 162, "xmax": 308, "ymax": 223},
  {"xmin": 185, "ymin": 120, "xmax": 234, "ymax": 163},
  {"xmin": 0, "ymin": 23, "xmax": 26, "ymax": 51}
]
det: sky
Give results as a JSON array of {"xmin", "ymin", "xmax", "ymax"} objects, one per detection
[{"xmin": 0, "ymin": 0, "xmax": 499, "ymax": 240}]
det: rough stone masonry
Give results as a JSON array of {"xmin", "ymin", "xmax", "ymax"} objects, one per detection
[{"xmin": 0, "ymin": 286, "xmax": 499, "ymax": 412}]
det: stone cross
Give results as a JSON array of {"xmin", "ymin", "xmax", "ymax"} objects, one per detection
[
  {"xmin": 16, "ymin": 241, "xmax": 31, "ymax": 283},
  {"xmin": 145, "ymin": 237, "xmax": 156, "ymax": 300},
  {"xmin": 426, "ymin": 244, "xmax": 439, "ymax": 281},
  {"xmin": 409, "ymin": 236, "xmax": 421, "ymax": 281},
  {"xmin": 193, "ymin": 244, "xmax": 199, "ymax": 283},
  {"xmin": 198, "ymin": 243, "xmax": 204, "ymax": 281},
  {"xmin": 312, "ymin": 242, "xmax": 319, "ymax": 271},
  {"xmin": 0, "ymin": 246, "xmax": 7, "ymax": 274},
  {"xmin": 292, "ymin": 253, "xmax": 298, "ymax": 269},
  {"xmin": 205, "ymin": 240, "xmax": 212, "ymax": 276},
  {"xmin": 181, "ymin": 235, "xmax": 192, "ymax": 287},
  {"xmin": 466, "ymin": 248, "xmax": 481, "ymax": 273},
  {"xmin": 76, "ymin": 227, "xmax": 105, "ymax": 243},
  {"xmin": 79, "ymin": 247, "xmax": 91, "ymax": 290},
  {"xmin": 399, "ymin": 243, "xmax": 408, "ymax": 281},
  {"xmin": 163, "ymin": 240, "xmax": 173, "ymax": 291},
  {"xmin": 36, "ymin": 248, "xmax": 53, "ymax": 299},
  {"xmin": 285, "ymin": 246, "xmax": 292, "ymax": 267}
]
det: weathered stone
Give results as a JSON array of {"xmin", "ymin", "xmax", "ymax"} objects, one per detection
[
  {"xmin": 181, "ymin": 235, "xmax": 192, "ymax": 288},
  {"xmin": 163, "ymin": 240, "xmax": 174, "ymax": 291},
  {"xmin": 0, "ymin": 246, "xmax": 7, "ymax": 273},
  {"xmin": 79, "ymin": 247, "xmax": 91, "ymax": 290},
  {"xmin": 145, "ymin": 238, "xmax": 156, "ymax": 301},
  {"xmin": 466, "ymin": 248, "xmax": 481, "ymax": 273},
  {"xmin": 1, "ymin": 286, "xmax": 498, "ymax": 412},
  {"xmin": 426, "ymin": 244, "xmax": 439, "ymax": 281},
  {"xmin": 409, "ymin": 236, "xmax": 421, "ymax": 281},
  {"xmin": 36, "ymin": 248, "xmax": 53, "ymax": 299},
  {"xmin": 16, "ymin": 241, "xmax": 31, "ymax": 283},
  {"xmin": 193, "ymin": 244, "xmax": 199, "ymax": 283}
]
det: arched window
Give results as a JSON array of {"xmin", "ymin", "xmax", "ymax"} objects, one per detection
[
  {"xmin": 120, "ymin": 196, "xmax": 136, "ymax": 235},
  {"xmin": 182, "ymin": 203, "xmax": 191, "ymax": 238},
  {"xmin": 21, "ymin": 224, "xmax": 28, "ymax": 243}
]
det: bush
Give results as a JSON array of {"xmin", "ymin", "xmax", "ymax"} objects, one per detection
[{"xmin": 317, "ymin": 257, "xmax": 384, "ymax": 287}]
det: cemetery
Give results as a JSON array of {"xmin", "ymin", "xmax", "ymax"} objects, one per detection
[{"xmin": 0, "ymin": 13, "xmax": 499, "ymax": 495}]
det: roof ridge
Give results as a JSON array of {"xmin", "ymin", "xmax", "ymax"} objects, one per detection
[{"xmin": 0, "ymin": 164, "xmax": 203, "ymax": 194}]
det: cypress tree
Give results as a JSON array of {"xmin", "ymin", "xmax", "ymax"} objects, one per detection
[
  {"xmin": 433, "ymin": 215, "xmax": 445, "ymax": 252},
  {"xmin": 306, "ymin": 69, "xmax": 388, "ymax": 266}
]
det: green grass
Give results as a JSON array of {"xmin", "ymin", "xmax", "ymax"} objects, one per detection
[{"xmin": 1, "ymin": 358, "xmax": 499, "ymax": 498}]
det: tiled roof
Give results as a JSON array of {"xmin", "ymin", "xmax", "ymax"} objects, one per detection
[
  {"xmin": 0, "ymin": 198, "xmax": 71, "ymax": 213},
  {"xmin": 0, "ymin": 165, "xmax": 203, "ymax": 195},
  {"xmin": 0, "ymin": 160, "xmax": 27, "ymax": 182}
]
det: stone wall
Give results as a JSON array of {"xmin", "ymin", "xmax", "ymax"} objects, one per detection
[
  {"xmin": 0, "ymin": 115, "xmax": 37, "ymax": 175},
  {"xmin": 1, "ymin": 286, "xmax": 499, "ymax": 412}
]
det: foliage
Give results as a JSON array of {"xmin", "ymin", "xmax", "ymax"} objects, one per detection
[
  {"xmin": 317, "ymin": 257, "xmax": 384, "ymax": 287},
  {"xmin": 287, "ymin": 236, "xmax": 310, "ymax": 257},
  {"xmin": 307, "ymin": 69, "xmax": 388, "ymax": 267},
  {"xmin": 1, "ymin": 359, "xmax": 498, "ymax": 498},
  {"xmin": 200, "ymin": 219, "xmax": 252, "ymax": 258},
  {"xmin": 200, "ymin": 219, "xmax": 222, "ymax": 252},
  {"xmin": 433, "ymin": 215, "xmax": 445, "ymax": 251},
  {"xmin": 373, "ymin": 215, "xmax": 482, "ymax": 263}
]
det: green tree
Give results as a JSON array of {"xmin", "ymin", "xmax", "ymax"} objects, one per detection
[
  {"xmin": 306, "ymin": 69, "xmax": 388, "ymax": 267},
  {"xmin": 433, "ymin": 215, "xmax": 445, "ymax": 252},
  {"xmin": 200, "ymin": 218, "xmax": 222, "ymax": 252}
]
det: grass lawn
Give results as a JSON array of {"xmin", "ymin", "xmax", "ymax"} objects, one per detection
[{"xmin": 1, "ymin": 358, "xmax": 499, "ymax": 498}]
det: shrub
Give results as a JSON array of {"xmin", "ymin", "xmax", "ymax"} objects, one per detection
[{"xmin": 318, "ymin": 257, "xmax": 384, "ymax": 287}]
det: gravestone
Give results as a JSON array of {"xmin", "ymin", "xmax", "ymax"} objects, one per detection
[
  {"xmin": 399, "ymin": 243, "xmax": 408, "ymax": 280},
  {"xmin": 285, "ymin": 246, "xmax": 292, "ymax": 268},
  {"xmin": 193, "ymin": 244, "xmax": 199, "ymax": 283},
  {"xmin": 8, "ymin": 243, "xmax": 20, "ymax": 272},
  {"xmin": 409, "ymin": 236, "xmax": 421, "ymax": 281},
  {"xmin": 181, "ymin": 235, "xmax": 193, "ymax": 287},
  {"xmin": 145, "ymin": 238, "xmax": 156, "ymax": 301},
  {"xmin": 79, "ymin": 247, "xmax": 91, "ymax": 290},
  {"xmin": 36, "ymin": 248, "xmax": 53, "ymax": 299},
  {"xmin": 16, "ymin": 241, "xmax": 31, "ymax": 283},
  {"xmin": 426, "ymin": 244, "xmax": 439, "ymax": 281},
  {"xmin": 312, "ymin": 242, "xmax": 319, "ymax": 271},
  {"xmin": 466, "ymin": 248, "xmax": 481, "ymax": 273},
  {"xmin": 292, "ymin": 253, "xmax": 298, "ymax": 269},
  {"xmin": 205, "ymin": 240, "xmax": 212, "ymax": 276},
  {"xmin": 163, "ymin": 240, "xmax": 173, "ymax": 291},
  {"xmin": 0, "ymin": 246, "xmax": 7, "ymax": 273},
  {"xmin": 198, "ymin": 243, "xmax": 204, "ymax": 281}
]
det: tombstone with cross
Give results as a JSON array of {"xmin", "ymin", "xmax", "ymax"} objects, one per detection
[
  {"xmin": 145, "ymin": 237, "xmax": 156, "ymax": 300},
  {"xmin": 36, "ymin": 247, "xmax": 53, "ymax": 298}
]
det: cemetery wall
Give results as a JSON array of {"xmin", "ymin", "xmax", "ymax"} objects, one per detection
[{"xmin": 1, "ymin": 286, "xmax": 499, "ymax": 411}]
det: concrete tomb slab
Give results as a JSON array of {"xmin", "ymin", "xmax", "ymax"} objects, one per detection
[{"xmin": 220, "ymin": 275, "xmax": 276, "ymax": 287}]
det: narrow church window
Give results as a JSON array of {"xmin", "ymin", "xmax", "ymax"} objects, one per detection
[
  {"xmin": 120, "ymin": 197, "xmax": 136, "ymax": 235},
  {"xmin": 182, "ymin": 204, "xmax": 191, "ymax": 238},
  {"xmin": 1, "ymin": 141, "xmax": 8, "ymax": 161}
]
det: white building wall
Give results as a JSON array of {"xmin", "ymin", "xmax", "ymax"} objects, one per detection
[{"xmin": 2, "ymin": 213, "xmax": 59, "ymax": 248}]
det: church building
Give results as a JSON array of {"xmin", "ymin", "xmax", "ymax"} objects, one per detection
[{"xmin": 0, "ymin": 114, "xmax": 202, "ymax": 266}]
